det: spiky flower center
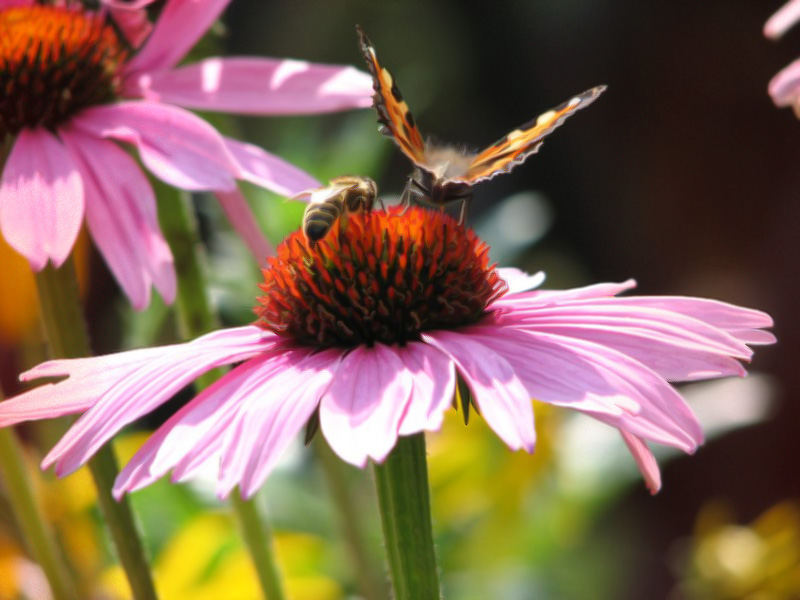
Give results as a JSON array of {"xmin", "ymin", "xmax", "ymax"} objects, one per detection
[
  {"xmin": 0, "ymin": 6, "xmax": 126, "ymax": 137},
  {"xmin": 256, "ymin": 206, "xmax": 507, "ymax": 347}
]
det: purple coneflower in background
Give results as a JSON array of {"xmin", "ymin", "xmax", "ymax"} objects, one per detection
[
  {"xmin": 766, "ymin": 0, "xmax": 800, "ymax": 115},
  {"xmin": 0, "ymin": 206, "xmax": 774, "ymax": 497},
  {"xmin": 0, "ymin": 0, "xmax": 371, "ymax": 308}
]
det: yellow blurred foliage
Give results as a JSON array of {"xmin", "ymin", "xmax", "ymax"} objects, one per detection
[
  {"xmin": 427, "ymin": 401, "xmax": 560, "ymax": 565},
  {"xmin": 677, "ymin": 500, "xmax": 800, "ymax": 599},
  {"xmin": 100, "ymin": 513, "xmax": 341, "ymax": 600}
]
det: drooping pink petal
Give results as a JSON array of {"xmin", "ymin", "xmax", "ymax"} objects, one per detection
[
  {"xmin": 0, "ymin": 129, "xmax": 84, "ymax": 270},
  {"xmin": 213, "ymin": 189, "xmax": 274, "ymax": 263},
  {"xmin": 458, "ymin": 324, "xmax": 703, "ymax": 452},
  {"xmin": 768, "ymin": 58, "xmax": 800, "ymax": 109},
  {"xmin": 71, "ymin": 101, "xmax": 239, "ymax": 191},
  {"xmin": 496, "ymin": 267, "xmax": 545, "ymax": 294},
  {"xmin": 223, "ymin": 137, "xmax": 320, "ymax": 196},
  {"xmin": 132, "ymin": 57, "xmax": 374, "ymax": 114},
  {"xmin": 60, "ymin": 127, "xmax": 176, "ymax": 309},
  {"xmin": 765, "ymin": 0, "xmax": 800, "ymax": 39},
  {"xmin": 319, "ymin": 344, "xmax": 414, "ymax": 467},
  {"xmin": 620, "ymin": 431, "xmax": 661, "ymax": 494},
  {"xmin": 395, "ymin": 342, "xmax": 456, "ymax": 435},
  {"xmin": 113, "ymin": 345, "xmax": 332, "ymax": 498},
  {"xmin": 422, "ymin": 330, "xmax": 536, "ymax": 452},
  {"xmin": 494, "ymin": 301, "xmax": 754, "ymax": 381},
  {"xmin": 23, "ymin": 326, "xmax": 275, "ymax": 476},
  {"xmin": 218, "ymin": 348, "xmax": 340, "ymax": 498},
  {"xmin": 1, "ymin": 347, "xmax": 174, "ymax": 427},
  {"xmin": 122, "ymin": 0, "xmax": 231, "ymax": 77},
  {"xmin": 119, "ymin": 355, "xmax": 284, "ymax": 497}
]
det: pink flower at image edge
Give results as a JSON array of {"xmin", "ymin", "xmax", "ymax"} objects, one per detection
[
  {"xmin": 0, "ymin": 270, "xmax": 775, "ymax": 499},
  {"xmin": 0, "ymin": 0, "xmax": 373, "ymax": 308},
  {"xmin": 766, "ymin": 0, "xmax": 800, "ymax": 115}
]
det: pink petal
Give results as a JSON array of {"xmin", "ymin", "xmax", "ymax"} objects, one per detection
[
  {"xmin": 764, "ymin": 0, "xmax": 800, "ymax": 39},
  {"xmin": 135, "ymin": 58, "xmax": 374, "ymax": 114},
  {"xmin": 23, "ymin": 326, "xmax": 274, "ymax": 476},
  {"xmin": 60, "ymin": 127, "xmax": 176, "ymax": 309},
  {"xmin": 620, "ymin": 431, "xmax": 661, "ymax": 494},
  {"xmin": 768, "ymin": 58, "xmax": 800, "ymax": 108},
  {"xmin": 496, "ymin": 268, "xmax": 545, "ymax": 294},
  {"xmin": 218, "ymin": 349, "xmax": 340, "ymax": 498},
  {"xmin": 214, "ymin": 189, "xmax": 274, "ymax": 263},
  {"xmin": 319, "ymin": 344, "xmax": 414, "ymax": 467},
  {"xmin": 223, "ymin": 137, "xmax": 320, "ymax": 196},
  {"xmin": 458, "ymin": 324, "xmax": 703, "ymax": 452},
  {"xmin": 71, "ymin": 102, "xmax": 238, "ymax": 191},
  {"xmin": 0, "ymin": 129, "xmax": 84, "ymax": 270},
  {"xmin": 422, "ymin": 330, "xmax": 536, "ymax": 452},
  {"xmin": 114, "ymin": 345, "xmax": 329, "ymax": 498},
  {"xmin": 395, "ymin": 342, "xmax": 456, "ymax": 435},
  {"xmin": 123, "ymin": 0, "xmax": 230, "ymax": 76},
  {"xmin": 495, "ymin": 301, "xmax": 753, "ymax": 381},
  {"xmin": 496, "ymin": 279, "xmax": 638, "ymax": 308},
  {"xmin": 599, "ymin": 296, "xmax": 775, "ymax": 347},
  {"xmin": 109, "ymin": 11, "xmax": 151, "ymax": 49},
  {"xmin": 1, "ymin": 347, "xmax": 173, "ymax": 427}
]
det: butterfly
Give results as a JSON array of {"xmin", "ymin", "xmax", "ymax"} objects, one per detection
[{"xmin": 356, "ymin": 25, "xmax": 606, "ymax": 222}]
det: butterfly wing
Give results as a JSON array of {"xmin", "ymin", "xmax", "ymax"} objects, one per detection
[
  {"xmin": 460, "ymin": 85, "xmax": 607, "ymax": 184},
  {"xmin": 356, "ymin": 26, "xmax": 426, "ymax": 165}
]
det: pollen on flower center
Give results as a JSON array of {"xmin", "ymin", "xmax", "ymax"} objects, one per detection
[
  {"xmin": 256, "ymin": 206, "xmax": 507, "ymax": 347},
  {"xmin": 0, "ymin": 6, "xmax": 126, "ymax": 137}
]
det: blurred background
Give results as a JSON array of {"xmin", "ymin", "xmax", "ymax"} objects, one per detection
[{"xmin": 1, "ymin": 1, "xmax": 798, "ymax": 598}]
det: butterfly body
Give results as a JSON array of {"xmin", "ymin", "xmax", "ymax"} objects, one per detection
[{"xmin": 356, "ymin": 25, "xmax": 606, "ymax": 220}]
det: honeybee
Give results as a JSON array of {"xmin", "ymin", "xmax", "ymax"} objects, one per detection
[
  {"xmin": 356, "ymin": 25, "xmax": 606, "ymax": 222},
  {"xmin": 296, "ymin": 175, "xmax": 378, "ymax": 246}
]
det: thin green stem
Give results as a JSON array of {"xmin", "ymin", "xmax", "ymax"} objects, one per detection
[
  {"xmin": 230, "ymin": 494, "xmax": 285, "ymax": 600},
  {"xmin": 0, "ymin": 424, "xmax": 78, "ymax": 600},
  {"xmin": 159, "ymin": 188, "xmax": 286, "ymax": 600},
  {"xmin": 373, "ymin": 433, "xmax": 441, "ymax": 600},
  {"xmin": 314, "ymin": 439, "xmax": 388, "ymax": 600},
  {"xmin": 34, "ymin": 260, "xmax": 158, "ymax": 600}
]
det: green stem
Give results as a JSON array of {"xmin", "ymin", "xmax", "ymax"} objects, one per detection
[
  {"xmin": 230, "ymin": 494, "xmax": 286, "ymax": 600},
  {"xmin": 373, "ymin": 433, "xmax": 441, "ymax": 600},
  {"xmin": 34, "ymin": 260, "xmax": 158, "ymax": 600},
  {"xmin": 0, "ymin": 424, "xmax": 78, "ymax": 600},
  {"xmin": 314, "ymin": 440, "xmax": 388, "ymax": 600},
  {"xmin": 159, "ymin": 189, "xmax": 286, "ymax": 600}
]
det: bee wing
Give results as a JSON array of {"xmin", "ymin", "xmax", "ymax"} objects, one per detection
[
  {"xmin": 357, "ymin": 26, "xmax": 427, "ymax": 165},
  {"xmin": 457, "ymin": 85, "xmax": 606, "ymax": 184},
  {"xmin": 294, "ymin": 182, "xmax": 355, "ymax": 205}
]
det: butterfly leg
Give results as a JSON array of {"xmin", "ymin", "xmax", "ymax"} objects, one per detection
[{"xmin": 458, "ymin": 199, "xmax": 470, "ymax": 225}]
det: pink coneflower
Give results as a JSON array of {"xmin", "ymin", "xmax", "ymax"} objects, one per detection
[
  {"xmin": 0, "ymin": 0, "xmax": 372, "ymax": 308},
  {"xmin": 766, "ymin": 0, "xmax": 800, "ymax": 116},
  {"xmin": 0, "ymin": 207, "xmax": 774, "ymax": 497}
]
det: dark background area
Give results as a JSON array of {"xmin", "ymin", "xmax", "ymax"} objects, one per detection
[{"xmin": 223, "ymin": 1, "xmax": 798, "ymax": 597}]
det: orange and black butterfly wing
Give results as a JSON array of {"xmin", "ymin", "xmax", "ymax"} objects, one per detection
[
  {"xmin": 356, "ymin": 26, "xmax": 426, "ymax": 165},
  {"xmin": 460, "ymin": 85, "xmax": 607, "ymax": 184}
]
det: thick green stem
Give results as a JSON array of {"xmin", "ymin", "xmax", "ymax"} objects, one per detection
[
  {"xmin": 34, "ymin": 260, "xmax": 158, "ymax": 600},
  {"xmin": 159, "ymin": 189, "xmax": 286, "ymax": 600},
  {"xmin": 314, "ymin": 440, "xmax": 388, "ymax": 600},
  {"xmin": 373, "ymin": 433, "xmax": 441, "ymax": 600},
  {"xmin": 0, "ymin": 424, "xmax": 78, "ymax": 600}
]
